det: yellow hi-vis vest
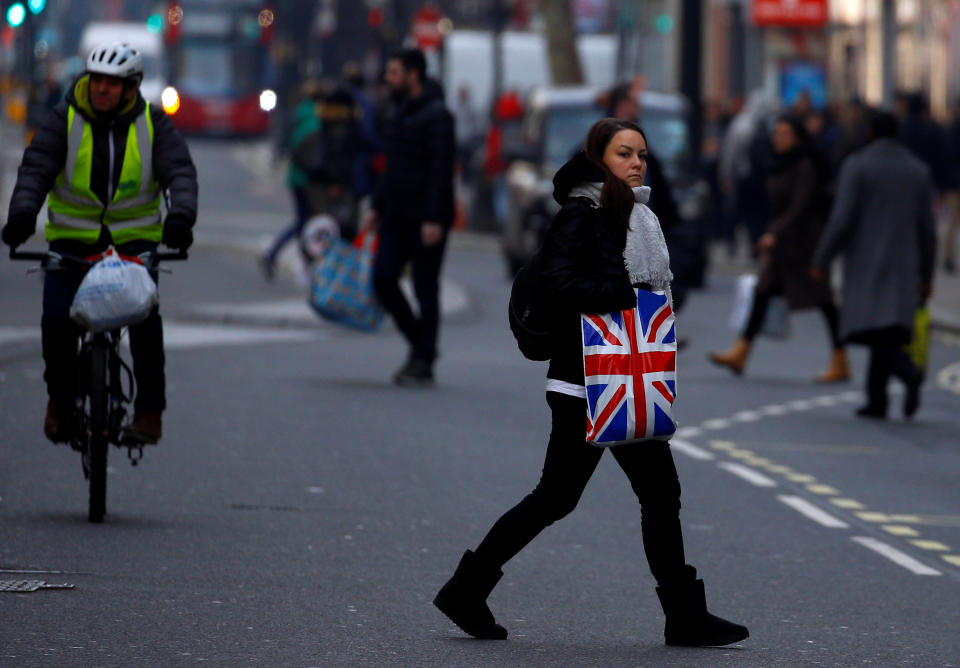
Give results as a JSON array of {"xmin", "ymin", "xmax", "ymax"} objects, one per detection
[{"xmin": 45, "ymin": 102, "xmax": 163, "ymax": 244}]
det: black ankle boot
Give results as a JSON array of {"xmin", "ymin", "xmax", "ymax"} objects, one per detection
[
  {"xmin": 433, "ymin": 550, "xmax": 508, "ymax": 639},
  {"xmin": 656, "ymin": 574, "xmax": 749, "ymax": 647}
]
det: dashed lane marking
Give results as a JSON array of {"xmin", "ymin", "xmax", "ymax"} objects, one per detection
[
  {"xmin": 852, "ymin": 537, "xmax": 942, "ymax": 576},
  {"xmin": 910, "ymin": 540, "xmax": 950, "ymax": 551},
  {"xmin": 882, "ymin": 525, "xmax": 921, "ymax": 537},
  {"xmin": 717, "ymin": 462, "xmax": 777, "ymax": 487},
  {"xmin": 669, "ymin": 439, "xmax": 714, "ymax": 461},
  {"xmin": 936, "ymin": 361, "xmax": 960, "ymax": 395},
  {"xmin": 778, "ymin": 495, "xmax": 850, "ymax": 529}
]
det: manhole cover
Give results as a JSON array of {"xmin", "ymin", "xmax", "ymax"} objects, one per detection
[{"xmin": 0, "ymin": 580, "xmax": 75, "ymax": 592}]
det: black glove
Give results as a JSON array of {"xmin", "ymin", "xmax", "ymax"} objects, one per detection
[
  {"xmin": 162, "ymin": 215, "xmax": 193, "ymax": 251},
  {"xmin": 2, "ymin": 213, "xmax": 36, "ymax": 248}
]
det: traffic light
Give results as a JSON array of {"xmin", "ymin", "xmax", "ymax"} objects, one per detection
[
  {"xmin": 6, "ymin": 3, "xmax": 26, "ymax": 28},
  {"xmin": 146, "ymin": 13, "xmax": 163, "ymax": 33},
  {"xmin": 27, "ymin": 0, "xmax": 45, "ymax": 13}
]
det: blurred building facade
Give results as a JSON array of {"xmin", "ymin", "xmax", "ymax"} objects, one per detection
[{"xmin": 703, "ymin": 0, "xmax": 960, "ymax": 117}]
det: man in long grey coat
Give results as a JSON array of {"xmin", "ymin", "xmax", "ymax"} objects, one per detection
[{"xmin": 812, "ymin": 111, "xmax": 936, "ymax": 419}]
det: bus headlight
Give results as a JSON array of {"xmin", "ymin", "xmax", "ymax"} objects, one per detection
[
  {"xmin": 259, "ymin": 89, "xmax": 277, "ymax": 112},
  {"xmin": 161, "ymin": 87, "xmax": 181, "ymax": 115}
]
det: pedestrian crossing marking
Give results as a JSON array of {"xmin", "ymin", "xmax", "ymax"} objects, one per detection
[
  {"xmin": 708, "ymin": 440, "xmax": 736, "ymax": 451},
  {"xmin": 856, "ymin": 512, "xmax": 891, "ymax": 522},
  {"xmin": 765, "ymin": 465, "xmax": 795, "ymax": 475},
  {"xmin": 882, "ymin": 525, "xmax": 920, "ymax": 537},
  {"xmin": 785, "ymin": 473, "xmax": 816, "ymax": 483},
  {"xmin": 942, "ymin": 555, "xmax": 960, "ymax": 567},
  {"xmin": 910, "ymin": 540, "xmax": 950, "ymax": 551},
  {"xmin": 830, "ymin": 498, "xmax": 865, "ymax": 509},
  {"xmin": 806, "ymin": 484, "xmax": 840, "ymax": 495}
]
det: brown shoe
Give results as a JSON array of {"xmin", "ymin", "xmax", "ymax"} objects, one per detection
[
  {"xmin": 815, "ymin": 349, "xmax": 850, "ymax": 383},
  {"xmin": 125, "ymin": 411, "xmax": 162, "ymax": 444},
  {"xmin": 44, "ymin": 399, "xmax": 75, "ymax": 443},
  {"xmin": 707, "ymin": 338, "xmax": 751, "ymax": 376}
]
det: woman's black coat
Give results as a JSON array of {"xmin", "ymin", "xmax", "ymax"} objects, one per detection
[{"xmin": 540, "ymin": 152, "xmax": 637, "ymax": 386}]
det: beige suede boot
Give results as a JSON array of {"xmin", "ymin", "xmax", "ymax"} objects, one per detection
[
  {"xmin": 815, "ymin": 349, "xmax": 850, "ymax": 383},
  {"xmin": 708, "ymin": 339, "xmax": 751, "ymax": 376}
]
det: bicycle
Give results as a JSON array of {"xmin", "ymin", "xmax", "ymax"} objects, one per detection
[{"xmin": 11, "ymin": 247, "xmax": 186, "ymax": 523}]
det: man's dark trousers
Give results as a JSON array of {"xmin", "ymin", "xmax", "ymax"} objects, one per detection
[
  {"xmin": 372, "ymin": 218, "xmax": 448, "ymax": 364},
  {"xmin": 42, "ymin": 238, "xmax": 165, "ymax": 413}
]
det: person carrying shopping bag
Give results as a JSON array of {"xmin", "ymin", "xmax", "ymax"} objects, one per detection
[
  {"xmin": 433, "ymin": 118, "xmax": 749, "ymax": 647},
  {"xmin": 710, "ymin": 114, "xmax": 848, "ymax": 381}
]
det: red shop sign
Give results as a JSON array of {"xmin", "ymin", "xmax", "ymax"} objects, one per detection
[{"xmin": 752, "ymin": 0, "xmax": 828, "ymax": 28}]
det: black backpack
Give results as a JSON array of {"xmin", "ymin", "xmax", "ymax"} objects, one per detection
[{"xmin": 508, "ymin": 252, "xmax": 555, "ymax": 361}]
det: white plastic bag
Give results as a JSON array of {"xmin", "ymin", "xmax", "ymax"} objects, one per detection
[
  {"xmin": 69, "ymin": 248, "xmax": 158, "ymax": 333},
  {"xmin": 728, "ymin": 274, "xmax": 790, "ymax": 339}
]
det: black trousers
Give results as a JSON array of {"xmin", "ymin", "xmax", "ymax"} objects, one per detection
[
  {"xmin": 472, "ymin": 392, "xmax": 689, "ymax": 587},
  {"xmin": 372, "ymin": 219, "xmax": 448, "ymax": 364},
  {"xmin": 42, "ymin": 238, "xmax": 165, "ymax": 413},
  {"xmin": 860, "ymin": 327, "xmax": 919, "ymax": 409},
  {"xmin": 743, "ymin": 285, "xmax": 842, "ymax": 349}
]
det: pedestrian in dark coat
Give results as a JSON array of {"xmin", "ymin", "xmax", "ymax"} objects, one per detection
[
  {"xmin": 433, "ymin": 118, "xmax": 749, "ymax": 648},
  {"xmin": 812, "ymin": 111, "xmax": 936, "ymax": 419},
  {"xmin": 362, "ymin": 48, "xmax": 455, "ymax": 385},
  {"xmin": 710, "ymin": 115, "xmax": 848, "ymax": 381}
]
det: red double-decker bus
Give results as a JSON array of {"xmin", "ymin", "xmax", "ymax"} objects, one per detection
[{"xmin": 161, "ymin": 0, "xmax": 276, "ymax": 136}]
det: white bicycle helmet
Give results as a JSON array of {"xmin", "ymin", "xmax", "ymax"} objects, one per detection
[{"xmin": 86, "ymin": 42, "xmax": 144, "ymax": 85}]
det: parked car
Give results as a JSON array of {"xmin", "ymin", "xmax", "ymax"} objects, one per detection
[{"xmin": 501, "ymin": 86, "xmax": 710, "ymax": 295}]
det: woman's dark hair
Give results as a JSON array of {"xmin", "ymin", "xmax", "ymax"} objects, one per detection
[
  {"xmin": 583, "ymin": 117, "xmax": 646, "ymax": 230},
  {"xmin": 774, "ymin": 113, "xmax": 811, "ymax": 147}
]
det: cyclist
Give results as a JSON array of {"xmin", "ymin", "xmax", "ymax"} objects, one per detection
[{"xmin": 1, "ymin": 42, "xmax": 198, "ymax": 445}]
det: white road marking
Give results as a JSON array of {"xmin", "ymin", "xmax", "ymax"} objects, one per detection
[
  {"xmin": 936, "ymin": 361, "xmax": 960, "ymax": 396},
  {"xmin": 778, "ymin": 495, "xmax": 849, "ymax": 528},
  {"xmin": 851, "ymin": 537, "xmax": 942, "ymax": 576},
  {"xmin": 159, "ymin": 323, "xmax": 321, "ymax": 349},
  {"xmin": 0, "ymin": 326, "xmax": 40, "ymax": 346},
  {"xmin": 787, "ymin": 399, "xmax": 814, "ymax": 411},
  {"xmin": 670, "ymin": 439, "xmax": 715, "ymax": 460},
  {"xmin": 732, "ymin": 410, "xmax": 761, "ymax": 422},
  {"xmin": 718, "ymin": 462, "xmax": 777, "ymax": 487},
  {"xmin": 761, "ymin": 404, "xmax": 788, "ymax": 416},
  {"xmin": 702, "ymin": 418, "xmax": 731, "ymax": 430},
  {"xmin": 675, "ymin": 426, "xmax": 703, "ymax": 438}
]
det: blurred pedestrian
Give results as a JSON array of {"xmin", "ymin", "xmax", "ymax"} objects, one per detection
[
  {"xmin": 718, "ymin": 90, "xmax": 774, "ymax": 255},
  {"xmin": 452, "ymin": 85, "xmax": 482, "ymax": 184},
  {"xmin": 433, "ymin": 118, "xmax": 749, "ymax": 647},
  {"xmin": 260, "ymin": 80, "xmax": 323, "ymax": 280},
  {"xmin": 482, "ymin": 90, "xmax": 525, "ymax": 229},
  {"xmin": 361, "ymin": 48, "xmax": 455, "ymax": 385},
  {"xmin": 942, "ymin": 98, "xmax": 960, "ymax": 273},
  {"xmin": 709, "ymin": 115, "xmax": 848, "ymax": 381},
  {"xmin": 812, "ymin": 111, "xmax": 936, "ymax": 419}
]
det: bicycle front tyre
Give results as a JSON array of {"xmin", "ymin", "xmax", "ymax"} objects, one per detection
[{"xmin": 87, "ymin": 346, "xmax": 109, "ymax": 523}]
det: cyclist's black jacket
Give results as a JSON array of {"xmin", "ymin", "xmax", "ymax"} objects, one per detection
[
  {"xmin": 7, "ymin": 74, "xmax": 198, "ymax": 233},
  {"xmin": 373, "ymin": 83, "xmax": 455, "ymax": 229}
]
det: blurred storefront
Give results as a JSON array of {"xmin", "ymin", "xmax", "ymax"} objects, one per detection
[{"xmin": 703, "ymin": 0, "xmax": 960, "ymax": 118}]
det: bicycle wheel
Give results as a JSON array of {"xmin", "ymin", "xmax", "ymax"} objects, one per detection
[{"xmin": 87, "ymin": 345, "xmax": 109, "ymax": 523}]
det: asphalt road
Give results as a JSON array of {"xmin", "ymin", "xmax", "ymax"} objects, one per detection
[{"xmin": 1, "ymin": 138, "xmax": 959, "ymax": 667}]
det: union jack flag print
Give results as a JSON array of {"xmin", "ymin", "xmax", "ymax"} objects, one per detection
[{"xmin": 582, "ymin": 289, "xmax": 677, "ymax": 445}]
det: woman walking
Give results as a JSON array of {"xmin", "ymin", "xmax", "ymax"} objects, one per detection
[
  {"xmin": 710, "ymin": 114, "xmax": 848, "ymax": 381},
  {"xmin": 433, "ymin": 119, "xmax": 749, "ymax": 647}
]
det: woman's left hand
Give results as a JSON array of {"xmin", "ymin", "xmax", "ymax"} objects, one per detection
[{"xmin": 757, "ymin": 233, "xmax": 777, "ymax": 253}]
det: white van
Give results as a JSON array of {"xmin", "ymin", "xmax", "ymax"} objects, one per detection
[
  {"xmin": 441, "ymin": 30, "xmax": 617, "ymax": 118},
  {"xmin": 78, "ymin": 22, "xmax": 165, "ymax": 105}
]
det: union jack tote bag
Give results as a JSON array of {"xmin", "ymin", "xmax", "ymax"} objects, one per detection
[
  {"xmin": 308, "ymin": 231, "xmax": 384, "ymax": 332},
  {"xmin": 581, "ymin": 288, "xmax": 677, "ymax": 446}
]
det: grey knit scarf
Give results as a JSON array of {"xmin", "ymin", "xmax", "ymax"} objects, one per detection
[{"xmin": 568, "ymin": 182, "xmax": 673, "ymax": 290}]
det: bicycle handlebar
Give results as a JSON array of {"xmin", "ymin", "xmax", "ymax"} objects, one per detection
[{"xmin": 9, "ymin": 248, "xmax": 188, "ymax": 268}]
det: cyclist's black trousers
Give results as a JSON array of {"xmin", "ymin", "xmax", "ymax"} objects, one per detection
[{"xmin": 42, "ymin": 239, "xmax": 165, "ymax": 413}]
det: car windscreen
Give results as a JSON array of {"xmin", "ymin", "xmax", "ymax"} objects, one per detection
[
  {"xmin": 541, "ymin": 103, "xmax": 690, "ymax": 178},
  {"xmin": 542, "ymin": 105, "xmax": 603, "ymax": 168}
]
